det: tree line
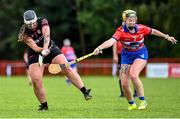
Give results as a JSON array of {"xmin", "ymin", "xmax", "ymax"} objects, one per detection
[{"xmin": 0, "ymin": 0, "xmax": 179, "ymax": 59}]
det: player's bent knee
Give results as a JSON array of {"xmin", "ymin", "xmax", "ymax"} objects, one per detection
[
  {"xmin": 61, "ymin": 64, "xmax": 71, "ymax": 74},
  {"xmin": 121, "ymin": 83, "xmax": 129, "ymax": 89},
  {"xmin": 121, "ymin": 80, "xmax": 129, "ymax": 89},
  {"xmin": 33, "ymin": 82, "xmax": 43, "ymax": 89},
  {"xmin": 129, "ymin": 73, "xmax": 138, "ymax": 80},
  {"xmin": 31, "ymin": 78, "xmax": 43, "ymax": 88}
]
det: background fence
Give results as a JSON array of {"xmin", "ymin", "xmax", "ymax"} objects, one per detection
[{"xmin": 1, "ymin": 58, "xmax": 180, "ymax": 77}]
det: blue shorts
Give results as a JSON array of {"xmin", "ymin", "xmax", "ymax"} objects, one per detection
[
  {"xmin": 121, "ymin": 46, "xmax": 148, "ymax": 64},
  {"xmin": 68, "ymin": 59, "xmax": 77, "ymax": 69}
]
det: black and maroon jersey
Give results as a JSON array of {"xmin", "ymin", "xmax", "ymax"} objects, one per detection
[
  {"xmin": 23, "ymin": 17, "xmax": 57, "ymax": 56},
  {"xmin": 24, "ymin": 17, "xmax": 49, "ymax": 48},
  {"xmin": 20, "ymin": 17, "xmax": 62, "ymax": 65}
]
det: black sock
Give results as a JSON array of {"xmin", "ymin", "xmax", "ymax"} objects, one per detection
[
  {"xmin": 80, "ymin": 86, "xmax": 87, "ymax": 94},
  {"xmin": 41, "ymin": 102, "xmax": 48, "ymax": 107}
]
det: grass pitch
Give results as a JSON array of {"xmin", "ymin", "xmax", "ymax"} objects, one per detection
[{"xmin": 0, "ymin": 76, "xmax": 180, "ymax": 118}]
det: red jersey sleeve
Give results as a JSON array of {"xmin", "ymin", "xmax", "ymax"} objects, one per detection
[
  {"xmin": 70, "ymin": 47, "xmax": 75, "ymax": 52},
  {"xmin": 141, "ymin": 24, "xmax": 152, "ymax": 36},
  {"xmin": 112, "ymin": 27, "xmax": 122, "ymax": 41}
]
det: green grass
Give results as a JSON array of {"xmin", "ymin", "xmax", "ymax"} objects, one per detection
[{"xmin": 0, "ymin": 76, "xmax": 180, "ymax": 118}]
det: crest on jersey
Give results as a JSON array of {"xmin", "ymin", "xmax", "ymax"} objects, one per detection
[
  {"xmin": 133, "ymin": 36, "xmax": 137, "ymax": 41},
  {"xmin": 37, "ymin": 30, "xmax": 41, "ymax": 34},
  {"xmin": 139, "ymin": 34, "xmax": 143, "ymax": 39}
]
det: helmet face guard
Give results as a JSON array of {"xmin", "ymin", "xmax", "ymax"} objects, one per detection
[{"xmin": 23, "ymin": 10, "xmax": 37, "ymax": 29}]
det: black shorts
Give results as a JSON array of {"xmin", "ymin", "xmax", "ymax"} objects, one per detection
[
  {"xmin": 118, "ymin": 53, "xmax": 121, "ymax": 70},
  {"xmin": 28, "ymin": 45, "xmax": 62, "ymax": 65}
]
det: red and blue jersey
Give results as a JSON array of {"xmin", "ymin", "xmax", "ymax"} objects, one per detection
[
  {"xmin": 112, "ymin": 24, "xmax": 152, "ymax": 51},
  {"xmin": 61, "ymin": 46, "xmax": 76, "ymax": 60}
]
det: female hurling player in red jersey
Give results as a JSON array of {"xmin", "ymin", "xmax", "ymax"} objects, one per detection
[{"xmin": 93, "ymin": 10, "xmax": 177, "ymax": 110}]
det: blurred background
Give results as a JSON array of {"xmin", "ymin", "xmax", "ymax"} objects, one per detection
[
  {"xmin": 0, "ymin": 0, "xmax": 180, "ymax": 77},
  {"xmin": 0, "ymin": 1, "xmax": 180, "ymax": 117}
]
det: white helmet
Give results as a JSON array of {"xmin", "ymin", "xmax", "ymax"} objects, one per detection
[{"xmin": 23, "ymin": 10, "xmax": 37, "ymax": 25}]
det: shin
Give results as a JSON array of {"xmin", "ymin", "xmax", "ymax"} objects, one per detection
[{"xmin": 29, "ymin": 63, "xmax": 46, "ymax": 103}]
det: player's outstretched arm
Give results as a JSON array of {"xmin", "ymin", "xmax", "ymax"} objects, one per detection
[
  {"xmin": 112, "ymin": 42, "xmax": 118, "ymax": 63},
  {"xmin": 24, "ymin": 37, "xmax": 43, "ymax": 53},
  {"xmin": 93, "ymin": 38, "xmax": 116, "ymax": 55},
  {"xmin": 151, "ymin": 28, "xmax": 177, "ymax": 44}
]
